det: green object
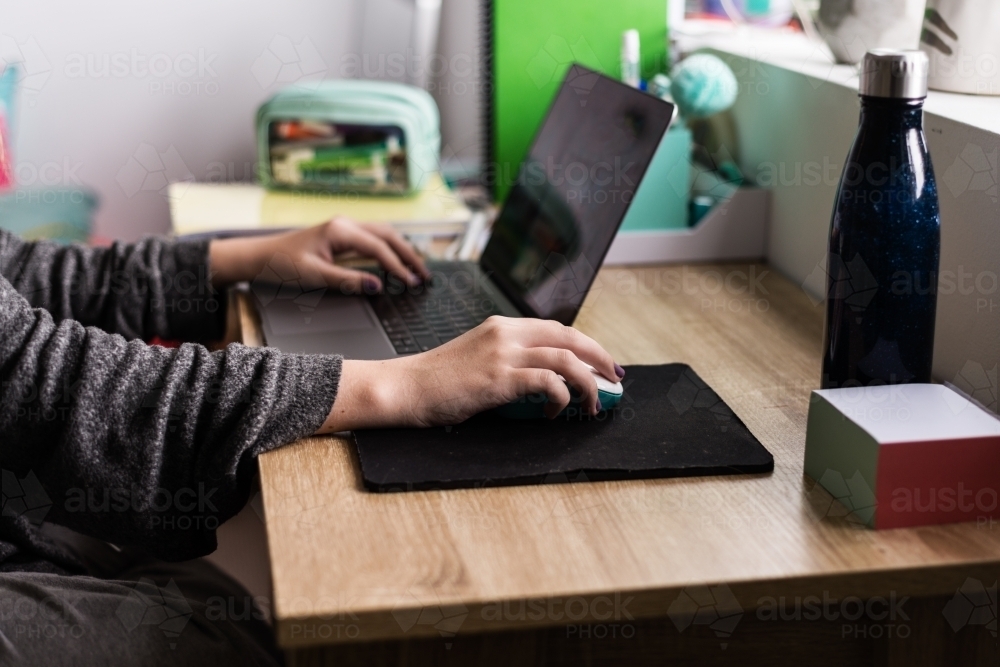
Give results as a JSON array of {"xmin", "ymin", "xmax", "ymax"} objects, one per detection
[
  {"xmin": 0, "ymin": 189, "xmax": 98, "ymax": 244},
  {"xmin": 803, "ymin": 391, "xmax": 881, "ymax": 527},
  {"xmin": 491, "ymin": 0, "xmax": 670, "ymax": 202},
  {"xmin": 256, "ymin": 80, "xmax": 440, "ymax": 195},
  {"xmin": 620, "ymin": 124, "xmax": 692, "ymax": 231}
]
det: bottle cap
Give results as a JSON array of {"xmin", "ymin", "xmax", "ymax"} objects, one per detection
[{"xmin": 860, "ymin": 49, "xmax": 928, "ymax": 99}]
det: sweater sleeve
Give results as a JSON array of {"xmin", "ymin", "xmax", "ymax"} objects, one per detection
[
  {"xmin": 0, "ymin": 272, "xmax": 342, "ymax": 561},
  {"xmin": 0, "ymin": 228, "xmax": 224, "ymax": 342}
]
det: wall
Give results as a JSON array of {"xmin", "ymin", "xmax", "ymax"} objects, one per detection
[
  {"xmin": 431, "ymin": 0, "xmax": 483, "ymax": 177},
  {"xmin": 0, "ymin": 0, "xmax": 482, "ymax": 240}
]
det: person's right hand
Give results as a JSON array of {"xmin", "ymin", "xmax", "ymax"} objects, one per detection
[{"xmin": 318, "ymin": 316, "xmax": 625, "ymax": 432}]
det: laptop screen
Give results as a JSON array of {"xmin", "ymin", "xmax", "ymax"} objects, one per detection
[{"xmin": 480, "ymin": 64, "xmax": 676, "ymax": 325}]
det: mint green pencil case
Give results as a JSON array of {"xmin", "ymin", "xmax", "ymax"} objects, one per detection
[{"xmin": 256, "ymin": 80, "xmax": 440, "ymax": 195}]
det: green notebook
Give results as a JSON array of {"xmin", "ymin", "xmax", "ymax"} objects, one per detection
[{"xmin": 488, "ymin": 0, "xmax": 671, "ymax": 203}]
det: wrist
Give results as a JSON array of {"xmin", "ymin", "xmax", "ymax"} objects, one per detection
[
  {"xmin": 316, "ymin": 359, "xmax": 412, "ymax": 433},
  {"xmin": 208, "ymin": 236, "xmax": 269, "ymax": 287}
]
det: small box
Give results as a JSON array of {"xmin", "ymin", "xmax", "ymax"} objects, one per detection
[{"xmin": 804, "ymin": 384, "xmax": 1000, "ymax": 529}]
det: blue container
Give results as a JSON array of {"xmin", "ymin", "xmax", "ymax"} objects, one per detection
[{"xmin": 822, "ymin": 51, "xmax": 940, "ymax": 388}]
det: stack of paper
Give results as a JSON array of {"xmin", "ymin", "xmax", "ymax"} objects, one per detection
[{"xmin": 169, "ymin": 172, "xmax": 472, "ymax": 238}]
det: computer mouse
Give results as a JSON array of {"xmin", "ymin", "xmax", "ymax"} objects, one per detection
[{"xmin": 494, "ymin": 365, "xmax": 623, "ymax": 419}]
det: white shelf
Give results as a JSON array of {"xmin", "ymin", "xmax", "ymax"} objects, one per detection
[{"xmin": 675, "ymin": 20, "xmax": 1000, "ymax": 138}]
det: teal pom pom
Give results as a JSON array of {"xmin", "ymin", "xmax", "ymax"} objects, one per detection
[{"xmin": 669, "ymin": 54, "xmax": 738, "ymax": 120}]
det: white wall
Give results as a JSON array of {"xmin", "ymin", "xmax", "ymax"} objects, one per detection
[
  {"xmin": 432, "ymin": 0, "xmax": 483, "ymax": 177},
  {"xmin": 0, "ymin": 0, "xmax": 482, "ymax": 240}
]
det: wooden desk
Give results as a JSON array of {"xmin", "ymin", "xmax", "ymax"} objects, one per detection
[{"xmin": 238, "ymin": 264, "xmax": 999, "ymax": 666}]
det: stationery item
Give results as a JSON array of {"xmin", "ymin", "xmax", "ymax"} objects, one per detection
[
  {"xmin": 805, "ymin": 383, "xmax": 1000, "ymax": 529},
  {"xmin": 920, "ymin": 0, "xmax": 1000, "ymax": 96},
  {"xmin": 256, "ymin": 80, "xmax": 440, "ymax": 195},
  {"xmin": 353, "ymin": 364, "xmax": 773, "ymax": 492},
  {"xmin": 621, "ymin": 29, "xmax": 641, "ymax": 88},
  {"xmin": 702, "ymin": 0, "xmax": 794, "ymax": 26},
  {"xmin": 0, "ymin": 112, "xmax": 12, "ymax": 190},
  {"xmin": 168, "ymin": 172, "xmax": 472, "ymax": 238},
  {"xmin": 822, "ymin": 50, "xmax": 940, "ymax": 389},
  {"xmin": 0, "ymin": 64, "xmax": 16, "ymax": 190}
]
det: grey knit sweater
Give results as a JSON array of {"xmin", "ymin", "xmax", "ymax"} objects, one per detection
[{"xmin": 0, "ymin": 229, "xmax": 341, "ymax": 572}]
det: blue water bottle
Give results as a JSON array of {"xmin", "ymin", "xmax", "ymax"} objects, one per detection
[{"xmin": 822, "ymin": 50, "xmax": 940, "ymax": 389}]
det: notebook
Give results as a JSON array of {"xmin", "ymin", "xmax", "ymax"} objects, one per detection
[{"xmin": 169, "ymin": 172, "xmax": 472, "ymax": 238}]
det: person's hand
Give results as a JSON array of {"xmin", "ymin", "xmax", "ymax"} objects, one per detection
[
  {"xmin": 318, "ymin": 316, "xmax": 626, "ymax": 432},
  {"xmin": 209, "ymin": 218, "xmax": 430, "ymax": 292}
]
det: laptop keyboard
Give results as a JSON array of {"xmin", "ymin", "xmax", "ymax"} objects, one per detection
[{"xmin": 369, "ymin": 267, "xmax": 502, "ymax": 355}]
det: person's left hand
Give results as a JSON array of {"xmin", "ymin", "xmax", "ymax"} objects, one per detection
[{"xmin": 209, "ymin": 217, "xmax": 430, "ymax": 292}]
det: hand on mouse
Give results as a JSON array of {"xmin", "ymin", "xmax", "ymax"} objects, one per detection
[
  {"xmin": 317, "ymin": 316, "xmax": 626, "ymax": 432},
  {"xmin": 209, "ymin": 217, "xmax": 430, "ymax": 293}
]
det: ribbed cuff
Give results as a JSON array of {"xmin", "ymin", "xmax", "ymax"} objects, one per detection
[
  {"xmin": 162, "ymin": 239, "xmax": 227, "ymax": 342},
  {"xmin": 249, "ymin": 351, "xmax": 344, "ymax": 457}
]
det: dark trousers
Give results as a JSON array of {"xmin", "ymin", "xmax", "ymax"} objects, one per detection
[{"xmin": 0, "ymin": 525, "xmax": 283, "ymax": 666}]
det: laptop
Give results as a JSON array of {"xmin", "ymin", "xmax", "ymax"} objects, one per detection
[{"xmin": 255, "ymin": 65, "xmax": 677, "ymax": 358}]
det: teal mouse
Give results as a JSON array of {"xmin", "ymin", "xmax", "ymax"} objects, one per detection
[{"xmin": 495, "ymin": 366, "xmax": 623, "ymax": 419}]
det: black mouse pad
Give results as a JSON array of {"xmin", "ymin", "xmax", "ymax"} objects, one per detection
[{"xmin": 352, "ymin": 364, "xmax": 773, "ymax": 492}]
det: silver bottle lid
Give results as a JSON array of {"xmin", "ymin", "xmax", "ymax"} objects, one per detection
[{"xmin": 859, "ymin": 49, "xmax": 928, "ymax": 99}]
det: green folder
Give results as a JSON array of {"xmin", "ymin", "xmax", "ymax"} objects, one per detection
[{"xmin": 489, "ymin": 0, "xmax": 671, "ymax": 203}]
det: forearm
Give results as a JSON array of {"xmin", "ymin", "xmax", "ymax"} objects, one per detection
[
  {"xmin": 316, "ymin": 359, "xmax": 415, "ymax": 433},
  {"xmin": 209, "ymin": 235, "xmax": 272, "ymax": 287},
  {"xmin": 0, "ymin": 274, "xmax": 341, "ymax": 560},
  {"xmin": 0, "ymin": 229, "xmax": 225, "ymax": 341}
]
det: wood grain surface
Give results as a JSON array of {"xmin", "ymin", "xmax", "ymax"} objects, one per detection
[{"xmin": 236, "ymin": 265, "xmax": 1000, "ymax": 650}]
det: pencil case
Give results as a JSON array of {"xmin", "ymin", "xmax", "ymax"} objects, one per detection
[{"xmin": 256, "ymin": 80, "xmax": 440, "ymax": 195}]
